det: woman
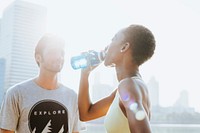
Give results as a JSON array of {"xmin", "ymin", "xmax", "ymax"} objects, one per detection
[{"xmin": 78, "ymin": 24, "xmax": 156, "ymax": 133}]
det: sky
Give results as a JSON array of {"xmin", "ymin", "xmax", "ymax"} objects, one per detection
[{"xmin": 0, "ymin": 0, "xmax": 200, "ymax": 112}]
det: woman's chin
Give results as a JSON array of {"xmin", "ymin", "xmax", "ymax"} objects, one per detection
[{"xmin": 104, "ymin": 62, "xmax": 115, "ymax": 67}]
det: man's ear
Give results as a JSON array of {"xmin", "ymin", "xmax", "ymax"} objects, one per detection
[
  {"xmin": 120, "ymin": 42, "xmax": 130, "ymax": 52},
  {"xmin": 35, "ymin": 54, "xmax": 41, "ymax": 62}
]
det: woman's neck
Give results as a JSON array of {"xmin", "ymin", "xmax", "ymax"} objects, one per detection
[{"xmin": 115, "ymin": 65, "xmax": 139, "ymax": 82}]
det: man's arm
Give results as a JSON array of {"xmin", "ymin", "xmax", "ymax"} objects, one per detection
[
  {"xmin": 118, "ymin": 78, "xmax": 151, "ymax": 133},
  {"xmin": 78, "ymin": 69, "xmax": 116, "ymax": 121},
  {"xmin": 0, "ymin": 129, "xmax": 15, "ymax": 133}
]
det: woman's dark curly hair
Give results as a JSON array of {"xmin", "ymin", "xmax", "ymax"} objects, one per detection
[{"xmin": 123, "ymin": 25, "xmax": 156, "ymax": 66}]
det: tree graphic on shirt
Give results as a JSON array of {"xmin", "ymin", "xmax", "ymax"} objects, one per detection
[
  {"xmin": 41, "ymin": 120, "xmax": 52, "ymax": 133},
  {"xmin": 31, "ymin": 120, "xmax": 65, "ymax": 133},
  {"xmin": 32, "ymin": 128, "xmax": 36, "ymax": 133},
  {"xmin": 58, "ymin": 125, "xmax": 64, "ymax": 133}
]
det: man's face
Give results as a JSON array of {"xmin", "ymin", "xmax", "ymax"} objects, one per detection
[{"xmin": 39, "ymin": 44, "xmax": 65, "ymax": 73}]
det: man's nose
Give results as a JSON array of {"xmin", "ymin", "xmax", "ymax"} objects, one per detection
[{"xmin": 54, "ymin": 53, "xmax": 64, "ymax": 61}]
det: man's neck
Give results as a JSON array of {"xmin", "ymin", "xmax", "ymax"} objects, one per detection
[{"xmin": 35, "ymin": 73, "xmax": 60, "ymax": 90}]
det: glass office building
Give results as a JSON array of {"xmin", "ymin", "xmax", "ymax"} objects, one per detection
[
  {"xmin": 0, "ymin": 58, "xmax": 5, "ymax": 104},
  {"xmin": 0, "ymin": 0, "xmax": 47, "ymax": 92}
]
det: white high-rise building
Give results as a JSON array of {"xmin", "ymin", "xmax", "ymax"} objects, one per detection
[
  {"xmin": 0, "ymin": 58, "xmax": 6, "ymax": 104},
  {"xmin": 0, "ymin": 19, "xmax": 2, "ymax": 104},
  {"xmin": 0, "ymin": 0, "xmax": 47, "ymax": 91},
  {"xmin": 174, "ymin": 90, "xmax": 189, "ymax": 108},
  {"xmin": 0, "ymin": 19, "xmax": 1, "ymax": 41},
  {"xmin": 147, "ymin": 76, "xmax": 159, "ymax": 107}
]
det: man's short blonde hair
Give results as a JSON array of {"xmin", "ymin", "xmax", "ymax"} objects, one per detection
[{"xmin": 35, "ymin": 33, "xmax": 65, "ymax": 66}]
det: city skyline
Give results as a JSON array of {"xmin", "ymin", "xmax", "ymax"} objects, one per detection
[
  {"xmin": 91, "ymin": 71, "xmax": 193, "ymax": 110},
  {"xmin": 82, "ymin": 72, "xmax": 199, "ymax": 126},
  {"xmin": 0, "ymin": 0, "xmax": 47, "ymax": 91},
  {"xmin": 0, "ymin": 0, "xmax": 200, "ymax": 112}
]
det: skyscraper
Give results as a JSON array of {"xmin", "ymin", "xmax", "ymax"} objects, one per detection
[
  {"xmin": 147, "ymin": 76, "xmax": 159, "ymax": 107},
  {"xmin": 0, "ymin": 18, "xmax": 1, "ymax": 41},
  {"xmin": 0, "ymin": 58, "xmax": 5, "ymax": 104},
  {"xmin": 174, "ymin": 90, "xmax": 189, "ymax": 108},
  {"xmin": 0, "ymin": 0, "xmax": 47, "ymax": 91}
]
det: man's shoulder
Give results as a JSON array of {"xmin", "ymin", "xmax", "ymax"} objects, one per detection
[
  {"xmin": 60, "ymin": 84, "xmax": 77, "ymax": 96},
  {"xmin": 7, "ymin": 78, "xmax": 34, "ymax": 93}
]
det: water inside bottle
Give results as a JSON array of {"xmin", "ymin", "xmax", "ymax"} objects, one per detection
[{"xmin": 71, "ymin": 55, "xmax": 87, "ymax": 70}]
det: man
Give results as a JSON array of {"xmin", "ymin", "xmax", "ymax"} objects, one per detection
[
  {"xmin": 0, "ymin": 33, "xmax": 84, "ymax": 133},
  {"xmin": 78, "ymin": 24, "xmax": 155, "ymax": 133}
]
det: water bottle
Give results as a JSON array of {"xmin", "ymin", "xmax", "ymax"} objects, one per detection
[{"xmin": 70, "ymin": 50, "xmax": 106, "ymax": 70}]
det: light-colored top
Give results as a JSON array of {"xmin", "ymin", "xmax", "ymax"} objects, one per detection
[
  {"xmin": 104, "ymin": 91, "xmax": 130, "ymax": 133},
  {"xmin": 0, "ymin": 78, "xmax": 85, "ymax": 133}
]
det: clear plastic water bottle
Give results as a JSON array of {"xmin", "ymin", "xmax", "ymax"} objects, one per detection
[{"xmin": 70, "ymin": 50, "xmax": 106, "ymax": 70}]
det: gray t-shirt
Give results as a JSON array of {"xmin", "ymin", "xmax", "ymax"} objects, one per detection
[{"xmin": 0, "ymin": 79, "xmax": 85, "ymax": 133}]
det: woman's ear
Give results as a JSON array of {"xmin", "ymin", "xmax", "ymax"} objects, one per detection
[{"xmin": 120, "ymin": 42, "xmax": 130, "ymax": 52}]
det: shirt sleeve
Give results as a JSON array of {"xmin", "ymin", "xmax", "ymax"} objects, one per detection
[{"xmin": 0, "ymin": 88, "xmax": 20, "ymax": 131}]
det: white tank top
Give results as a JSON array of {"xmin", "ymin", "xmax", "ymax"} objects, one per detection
[{"xmin": 104, "ymin": 91, "xmax": 130, "ymax": 133}]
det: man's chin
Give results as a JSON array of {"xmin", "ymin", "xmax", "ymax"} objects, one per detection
[{"xmin": 52, "ymin": 67, "xmax": 63, "ymax": 73}]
